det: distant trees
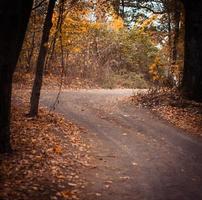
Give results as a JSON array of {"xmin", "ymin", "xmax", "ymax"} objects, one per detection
[
  {"xmin": 115, "ymin": 0, "xmax": 184, "ymax": 85},
  {"xmin": 0, "ymin": 0, "xmax": 33, "ymax": 153},
  {"xmin": 113, "ymin": 0, "xmax": 202, "ymax": 101},
  {"xmin": 39, "ymin": 0, "xmax": 157, "ymax": 87}
]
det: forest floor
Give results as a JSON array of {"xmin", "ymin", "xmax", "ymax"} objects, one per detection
[
  {"xmin": 132, "ymin": 88, "xmax": 202, "ymax": 137},
  {"xmin": 1, "ymin": 86, "xmax": 202, "ymax": 200},
  {"xmin": 13, "ymin": 71, "xmax": 148, "ymax": 90},
  {"xmin": 0, "ymin": 91, "xmax": 92, "ymax": 200},
  {"xmin": 13, "ymin": 72, "xmax": 100, "ymax": 90}
]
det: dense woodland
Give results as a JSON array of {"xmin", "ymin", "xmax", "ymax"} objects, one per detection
[{"xmin": 0, "ymin": 0, "xmax": 202, "ymax": 153}]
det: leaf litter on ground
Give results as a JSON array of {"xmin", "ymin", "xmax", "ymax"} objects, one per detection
[
  {"xmin": 132, "ymin": 88, "xmax": 202, "ymax": 137},
  {"xmin": 0, "ymin": 90, "xmax": 92, "ymax": 200}
]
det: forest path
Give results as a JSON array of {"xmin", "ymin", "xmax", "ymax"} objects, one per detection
[{"xmin": 41, "ymin": 89, "xmax": 202, "ymax": 200}]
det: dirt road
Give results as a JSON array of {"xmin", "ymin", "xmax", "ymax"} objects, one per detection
[{"xmin": 41, "ymin": 89, "xmax": 202, "ymax": 200}]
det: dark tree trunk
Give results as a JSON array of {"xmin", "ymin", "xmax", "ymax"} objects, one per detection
[
  {"xmin": 0, "ymin": 69, "xmax": 13, "ymax": 153},
  {"xmin": 182, "ymin": 1, "xmax": 202, "ymax": 101},
  {"xmin": 172, "ymin": 1, "xmax": 181, "ymax": 65},
  {"xmin": 0, "ymin": 0, "xmax": 33, "ymax": 153},
  {"xmin": 29, "ymin": 0, "xmax": 56, "ymax": 117}
]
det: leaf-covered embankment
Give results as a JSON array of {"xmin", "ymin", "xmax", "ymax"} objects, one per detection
[
  {"xmin": 132, "ymin": 89, "xmax": 202, "ymax": 137},
  {"xmin": 0, "ymin": 92, "xmax": 91, "ymax": 200}
]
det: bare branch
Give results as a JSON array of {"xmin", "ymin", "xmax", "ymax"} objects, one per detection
[{"xmin": 32, "ymin": 0, "xmax": 46, "ymax": 10}]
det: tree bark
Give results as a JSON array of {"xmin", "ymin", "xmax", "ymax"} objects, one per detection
[
  {"xmin": 0, "ymin": 0, "xmax": 33, "ymax": 153},
  {"xmin": 26, "ymin": 12, "xmax": 37, "ymax": 72},
  {"xmin": 0, "ymin": 69, "xmax": 13, "ymax": 153},
  {"xmin": 172, "ymin": 1, "xmax": 181, "ymax": 66},
  {"xmin": 182, "ymin": 1, "xmax": 202, "ymax": 101},
  {"xmin": 29, "ymin": 0, "xmax": 56, "ymax": 117}
]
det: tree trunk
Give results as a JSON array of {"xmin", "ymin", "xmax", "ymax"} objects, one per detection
[
  {"xmin": 182, "ymin": 1, "xmax": 202, "ymax": 101},
  {"xmin": 172, "ymin": 1, "xmax": 181, "ymax": 66},
  {"xmin": 0, "ymin": 0, "xmax": 33, "ymax": 153},
  {"xmin": 26, "ymin": 13, "xmax": 37, "ymax": 72},
  {"xmin": 29, "ymin": 0, "xmax": 56, "ymax": 117},
  {"xmin": 167, "ymin": 11, "xmax": 172, "ymax": 64},
  {"xmin": 0, "ymin": 69, "xmax": 13, "ymax": 153}
]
